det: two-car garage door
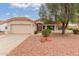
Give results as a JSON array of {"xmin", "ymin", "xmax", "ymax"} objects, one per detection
[{"xmin": 11, "ymin": 24, "xmax": 33, "ymax": 34}]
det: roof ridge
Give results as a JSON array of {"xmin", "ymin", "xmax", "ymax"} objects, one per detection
[{"xmin": 6, "ymin": 17, "xmax": 34, "ymax": 22}]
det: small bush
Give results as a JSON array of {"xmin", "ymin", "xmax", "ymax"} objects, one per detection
[
  {"xmin": 76, "ymin": 27, "xmax": 79, "ymax": 30},
  {"xmin": 67, "ymin": 27, "xmax": 73, "ymax": 30},
  {"xmin": 42, "ymin": 29, "xmax": 51, "ymax": 37},
  {"xmin": 73, "ymin": 28, "xmax": 79, "ymax": 34},
  {"xmin": 34, "ymin": 31, "xmax": 38, "ymax": 34}
]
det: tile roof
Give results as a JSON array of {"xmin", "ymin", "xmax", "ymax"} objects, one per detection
[
  {"xmin": 6, "ymin": 17, "xmax": 34, "ymax": 22},
  {"xmin": 0, "ymin": 21, "xmax": 5, "ymax": 25},
  {"xmin": 35, "ymin": 19, "xmax": 62, "ymax": 25}
]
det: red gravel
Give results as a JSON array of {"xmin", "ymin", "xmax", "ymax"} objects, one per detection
[{"xmin": 7, "ymin": 33, "xmax": 79, "ymax": 56}]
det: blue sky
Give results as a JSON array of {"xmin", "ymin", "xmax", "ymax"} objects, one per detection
[{"xmin": 0, "ymin": 3, "xmax": 41, "ymax": 20}]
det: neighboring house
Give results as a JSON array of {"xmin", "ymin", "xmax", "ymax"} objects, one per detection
[
  {"xmin": 4, "ymin": 17, "xmax": 36, "ymax": 34},
  {"xmin": 68, "ymin": 23, "xmax": 78, "ymax": 28},
  {"xmin": 0, "ymin": 21, "xmax": 7, "ymax": 32},
  {"xmin": 35, "ymin": 20, "xmax": 62, "ymax": 31},
  {"xmin": 35, "ymin": 20, "xmax": 79, "ymax": 31}
]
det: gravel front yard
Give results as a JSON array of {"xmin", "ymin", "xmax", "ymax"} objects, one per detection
[{"xmin": 7, "ymin": 33, "xmax": 79, "ymax": 56}]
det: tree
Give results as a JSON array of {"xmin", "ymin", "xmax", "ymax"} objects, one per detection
[
  {"xmin": 40, "ymin": 18, "xmax": 53, "ymax": 24},
  {"xmin": 39, "ymin": 3, "xmax": 77, "ymax": 34},
  {"xmin": 39, "ymin": 4, "xmax": 47, "ymax": 19}
]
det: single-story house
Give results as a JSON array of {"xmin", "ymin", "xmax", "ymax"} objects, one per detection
[
  {"xmin": 68, "ymin": 23, "xmax": 78, "ymax": 29},
  {"xmin": 1, "ymin": 17, "xmax": 36, "ymax": 34},
  {"xmin": 35, "ymin": 20, "xmax": 62, "ymax": 31},
  {"xmin": 0, "ymin": 21, "xmax": 7, "ymax": 32},
  {"xmin": 0, "ymin": 17, "xmax": 78, "ymax": 34},
  {"xmin": 35, "ymin": 20, "xmax": 79, "ymax": 31}
]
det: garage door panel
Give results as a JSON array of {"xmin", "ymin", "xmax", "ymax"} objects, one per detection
[{"xmin": 11, "ymin": 24, "xmax": 32, "ymax": 34}]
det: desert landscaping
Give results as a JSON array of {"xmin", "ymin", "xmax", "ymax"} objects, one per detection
[
  {"xmin": 7, "ymin": 32, "xmax": 79, "ymax": 56},
  {"xmin": 0, "ymin": 3, "xmax": 79, "ymax": 56}
]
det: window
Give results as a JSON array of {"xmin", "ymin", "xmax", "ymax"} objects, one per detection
[
  {"xmin": 43, "ymin": 26, "xmax": 45, "ymax": 29},
  {"xmin": 47, "ymin": 26, "xmax": 55, "ymax": 30}
]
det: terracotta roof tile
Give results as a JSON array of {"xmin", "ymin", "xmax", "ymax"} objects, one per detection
[
  {"xmin": 0, "ymin": 21, "xmax": 5, "ymax": 25},
  {"xmin": 6, "ymin": 17, "xmax": 34, "ymax": 23}
]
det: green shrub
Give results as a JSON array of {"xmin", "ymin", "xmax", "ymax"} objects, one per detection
[
  {"xmin": 76, "ymin": 27, "xmax": 79, "ymax": 30},
  {"xmin": 67, "ymin": 26, "xmax": 73, "ymax": 30},
  {"xmin": 73, "ymin": 29, "xmax": 79, "ymax": 34},
  {"xmin": 42, "ymin": 29, "xmax": 51, "ymax": 37},
  {"xmin": 73, "ymin": 27, "xmax": 79, "ymax": 34},
  {"xmin": 34, "ymin": 31, "xmax": 38, "ymax": 34}
]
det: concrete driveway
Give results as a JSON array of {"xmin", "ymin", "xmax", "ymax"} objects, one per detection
[{"xmin": 0, "ymin": 34, "xmax": 30, "ymax": 56}]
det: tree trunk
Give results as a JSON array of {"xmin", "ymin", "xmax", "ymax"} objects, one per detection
[
  {"xmin": 62, "ymin": 22, "xmax": 65, "ymax": 34},
  {"xmin": 62, "ymin": 4, "xmax": 70, "ymax": 35},
  {"xmin": 65, "ymin": 7, "xmax": 70, "ymax": 29},
  {"xmin": 62, "ymin": 28, "xmax": 65, "ymax": 34},
  {"xmin": 65, "ymin": 20, "xmax": 69, "ymax": 28}
]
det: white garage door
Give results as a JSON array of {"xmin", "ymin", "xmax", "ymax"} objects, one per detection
[{"xmin": 11, "ymin": 24, "xmax": 33, "ymax": 34}]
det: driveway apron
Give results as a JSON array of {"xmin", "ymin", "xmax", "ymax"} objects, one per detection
[{"xmin": 0, "ymin": 34, "xmax": 30, "ymax": 56}]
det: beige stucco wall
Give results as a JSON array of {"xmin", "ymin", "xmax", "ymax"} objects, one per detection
[
  {"xmin": 5, "ymin": 21, "xmax": 36, "ymax": 34},
  {"xmin": 0, "ymin": 23, "xmax": 7, "ymax": 31},
  {"xmin": 9, "ymin": 21, "xmax": 33, "ymax": 24}
]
